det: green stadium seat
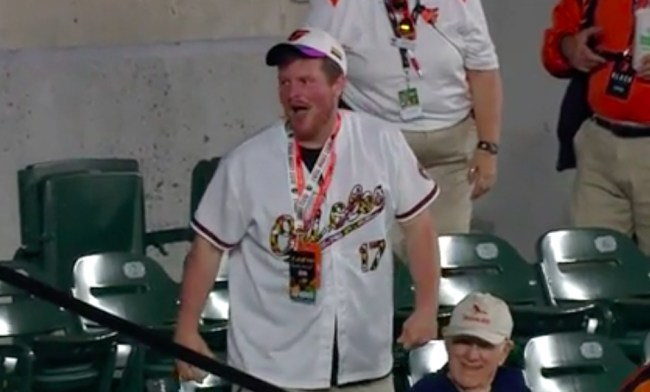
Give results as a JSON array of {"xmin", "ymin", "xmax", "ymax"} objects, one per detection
[
  {"xmin": 535, "ymin": 227, "xmax": 650, "ymax": 363},
  {"xmin": 71, "ymin": 252, "xmax": 227, "ymax": 392},
  {"xmin": 143, "ymin": 157, "xmax": 228, "ymax": 325},
  {"xmin": 408, "ymin": 340, "xmax": 447, "ymax": 385},
  {"xmin": 190, "ymin": 157, "xmax": 221, "ymax": 216},
  {"xmin": 524, "ymin": 332, "xmax": 636, "ymax": 392},
  {"xmin": 15, "ymin": 158, "xmax": 139, "ymax": 259},
  {"xmin": 0, "ymin": 261, "xmax": 117, "ymax": 391},
  {"xmin": 394, "ymin": 234, "xmax": 606, "ymax": 346},
  {"xmin": 40, "ymin": 172, "xmax": 145, "ymax": 289},
  {"xmin": 146, "ymin": 157, "xmax": 221, "ymax": 254}
]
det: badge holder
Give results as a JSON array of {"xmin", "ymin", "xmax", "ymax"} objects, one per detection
[
  {"xmin": 288, "ymin": 239, "xmax": 321, "ymax": 304},
  {"xmin": 606, "ymin": 51, "xmax": 636, "ymax": 99},
  {"xmin": 398, "ymin": 85, "xmax": 423, "ymax": 121}
]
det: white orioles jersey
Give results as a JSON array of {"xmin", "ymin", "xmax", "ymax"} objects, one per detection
[{"xmin": 191, "ymin": 110, "xmax": 439, "ymax": 389}]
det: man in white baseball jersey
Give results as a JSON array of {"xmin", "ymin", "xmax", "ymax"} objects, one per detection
[{"xmin": 173, "ymin": 27, "xmax": 441, "ymax": 392}]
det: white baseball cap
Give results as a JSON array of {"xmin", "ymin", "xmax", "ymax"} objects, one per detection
[
  {"xmin": 265, "ymin": 27, "xmax": 347, "ymax": 75},
  {"xmin": 443, "ymin": 292, "xmax": 513, "ymax": 345}
]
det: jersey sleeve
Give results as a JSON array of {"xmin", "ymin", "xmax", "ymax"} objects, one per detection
[
  {"xmin": 385, "ymin": 130, "xmax": 440, "ymax": 223},
  {"xmin": 461, "ymin": 0, "xmax": 500, "ymax": 70},
  {"xmin": 190, "ymin": 155, "xmax": 249, "ymax": 251},
  {"xmin": 541, "ymin": 0, "xmax": 582, "ymax": 78}
]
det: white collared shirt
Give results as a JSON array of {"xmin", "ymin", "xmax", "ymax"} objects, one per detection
[
  {"xmin": 192, "ymin": 110, "xmax": 438, "ymax": 389},
  {"xmin": 305, "ymin": 0, "xmax": 499, "ymax": 131}
]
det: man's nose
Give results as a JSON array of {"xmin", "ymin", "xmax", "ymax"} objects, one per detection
[
  {"xmin": 287, "ymin": 83, "xmax": 305, "ymax": 100},
  {"xmin": 465, "ymin": 344, "xmax": 481, "ymax": 360}
]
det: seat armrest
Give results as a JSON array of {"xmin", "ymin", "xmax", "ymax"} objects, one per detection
[{"xmin": 145, "ymin": 228, "xmax": 193, "ymax": 255}]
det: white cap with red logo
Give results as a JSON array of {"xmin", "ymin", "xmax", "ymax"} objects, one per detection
[
  {"xmin": 265, "ymin": 27, "xmax": 348, "ymax": 75},
  {"xmin": 444, "ymin": 292, "xmax": 513, "ymax": 345}
]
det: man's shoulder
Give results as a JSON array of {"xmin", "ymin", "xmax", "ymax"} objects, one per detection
[
  {"xmin": 409, "ymin": 372, "xmax": 455, "ymax": 391},
  {"xmin": 493, "ymin": 367, "xmax": 530, "ymax": 390},
  {"xmin": 409, "ymin": 367, "xmax": 530, "ymax": 392}
]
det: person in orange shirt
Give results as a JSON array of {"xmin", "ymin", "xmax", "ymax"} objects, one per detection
[
  {"xmin": 618, "ymin": 363, "xmax": 650, "ymax": 392},
  {"xmin": 542, "ymin": 0, "xmax": 650, "ymax": 254}
]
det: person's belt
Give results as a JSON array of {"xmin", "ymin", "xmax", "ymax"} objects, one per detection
[{"xmin": 594, "ymin": 116, "xmax": 650, "ymax": 138}]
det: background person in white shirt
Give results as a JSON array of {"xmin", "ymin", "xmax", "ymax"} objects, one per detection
[
  {"xmin": 173, "ymin": 27, "xmax": 441, "ymax": 392},
  {"xmin": 305, "ymin": 0, "xmax": 503, "ymax": 240}
]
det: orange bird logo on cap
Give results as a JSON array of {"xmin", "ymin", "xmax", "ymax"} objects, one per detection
[
  {"xmin": 288, "ymin": 29, "xmax": 310, "ymax": 41},
  {"xmin": 473, "ymin": 304, "xmax": 488, "ymax": 315}
]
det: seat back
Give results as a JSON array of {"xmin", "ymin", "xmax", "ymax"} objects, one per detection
[
  {"xmin": 408, "ymin": 340, "xmax": 448, "ymax": 385},
  {"xmin": 190, "ymin": 157, "xmax": 221, "ymax": 216},
  {"xmin": 0, "ymin": 262, "xmax": 117, "ymax": 392},
  {"xmin": 201, "ymin": 280, "xmax": 229, "ymax": 322},
  {"xmin": 395, "ymin": 234, "xmax": 544, "ymax": 314},
  {"xmin": 524, "ymin": 332, "xmax": 635, "ymax": 392},
  {"xmin": 17, "ymin": 158, "xmax": 139, "ymax": 255},
  {"xmin": 0, "ymin": 261, "xmax": 79, "ymax": 336},
  {"xmin": 42, "ymin": 172, "xmax": 145, "ymax": 289},
  {"xmin": 535, "ymin": 228, "xmax": 650, "ymax": 303},
  {"xmin": 73, "ymin": 252, "xmax": 179, "ymax": 328}
]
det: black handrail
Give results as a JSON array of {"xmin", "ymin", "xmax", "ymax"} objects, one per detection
[{"xmin": 0, "ymin": 265, "xmax": 286, "ymax": 392}]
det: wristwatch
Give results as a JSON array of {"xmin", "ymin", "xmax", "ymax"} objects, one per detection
[{"xmin": 477, "ymin": 141, "xmax": 499, "ymax": 155}]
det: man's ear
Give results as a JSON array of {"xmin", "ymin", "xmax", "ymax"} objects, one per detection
[
  {"xmin": 333, "ymin": 75, "xmax": 347, "ymax": 98},
  {"xmin": 498, "ymin": 340, "xmax": 514, "ymax": 365}
]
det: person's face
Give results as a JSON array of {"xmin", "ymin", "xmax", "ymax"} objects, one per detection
[
  {"xmin": 278, "ymin": 57, "xmax": 344, "ymax": 142},
  {"xmin": 446, "ymin": 335, "xmax": 512, "ymax": 391}
]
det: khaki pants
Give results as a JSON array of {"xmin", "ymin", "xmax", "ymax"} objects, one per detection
[
  {"xmin": 572, "ymin": 117, "xmax": 650, "ymax": 254},
  {"xmin": 391, "ymin": 116, "xmax": 477, "ymax": 261},
  {"xmin": 232, "ymin": 374, "xmax": 394, "ymax": 392}
]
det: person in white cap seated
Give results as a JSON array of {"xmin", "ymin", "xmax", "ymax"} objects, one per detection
[
  {"xmin": 410, "ymin": 292, "xmax": 530, "ymax": 392},
  {"xmin": 173, "ymin": 26, "xmax": 442, "ymax": 392}
]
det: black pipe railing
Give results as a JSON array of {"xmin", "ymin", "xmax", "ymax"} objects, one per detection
[{"xmin": 0, "ymin": 264, "xmax": 286, "ymax": 392}]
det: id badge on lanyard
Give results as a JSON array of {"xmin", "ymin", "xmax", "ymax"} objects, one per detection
[
  {"xmin": 285, "ymin": 114, "xmax": 340, "ymax": 303},
  {"xmin": 606, "ymin": 0, "xmax": 649, "ymax": 99},
  {"xmin": 385, "ymin": 0, "xmax": 426, "ymax": 121}
]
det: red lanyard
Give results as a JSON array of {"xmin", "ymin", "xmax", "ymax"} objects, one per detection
[{"xmin": 287, "ymin": 113, "xmax": 341, "ymax": 233}]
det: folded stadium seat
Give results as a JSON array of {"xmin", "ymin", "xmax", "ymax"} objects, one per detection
[
  {"xmin": 14, "ymin": 158, "xmax": 140, "ymax": 261},
  {"xmin": 393, "ymin": 233, "xmax": 608, "ymax": 373},
  {"xmin": 0, "ymin": 260, "xmax": 118, "ymax": 391},
  {"xmin": 524, "ymin": 331, "xmax": 636, "ymax": 392},
  {"xmin": 407, "ymin": 340, "xmax": 448, "ymax": 385},
  {"xmin": 535, "ymin": 227, "xmax": 650, "ymax": 364},
  {"xmin": 144, "ymin": 157, "xmax": 229, "ymax": 325},
  {"xmin": 40, "ymin": 171, "xmax": 146, "ymax": 290},
  {"xmin": 71, "ymin": 252, "xmax": 228, "ymax": 392},
  {"xmin": 13, "ymin": 158, "xmax": 145, "ymax": 290},
  {"xmin": 146, "ymin": 157, "xmax": 221, "ymax": 255}
]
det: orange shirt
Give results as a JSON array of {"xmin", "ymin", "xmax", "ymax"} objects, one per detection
[
  {"xmin": 618, "ymin": 364, "xmax": 650, "ymax": 392},
  {"xmin": 541, "ymin": 0, "xmax": 650, "ymax": 124}
]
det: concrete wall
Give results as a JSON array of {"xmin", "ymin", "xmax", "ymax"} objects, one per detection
[
  {"xmin": 0, "ymin": 0, "xmax": 574, "ymax": 278},
  {"xmin": 0, "ymin": 0, "xmax": 309, "ymax": 49}
]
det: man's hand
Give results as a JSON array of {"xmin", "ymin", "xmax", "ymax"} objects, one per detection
[
  {"xmin": 174, "ymin": 330, "xmax": 215, "ymax": 382},
  {"xmin": 468, "ymin": 149, "xmax": 497, "ymax": 200},
  {"xmin": 397, "ymin": 308, "xmax": 438, "ymax": 350},
  {"xmin": 561, "ymin": 26, "xmax": 606, "ymax": 72},
  {"xmin": 637, "ymin": 54, "xmax": 650, "ymax": 81}
]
